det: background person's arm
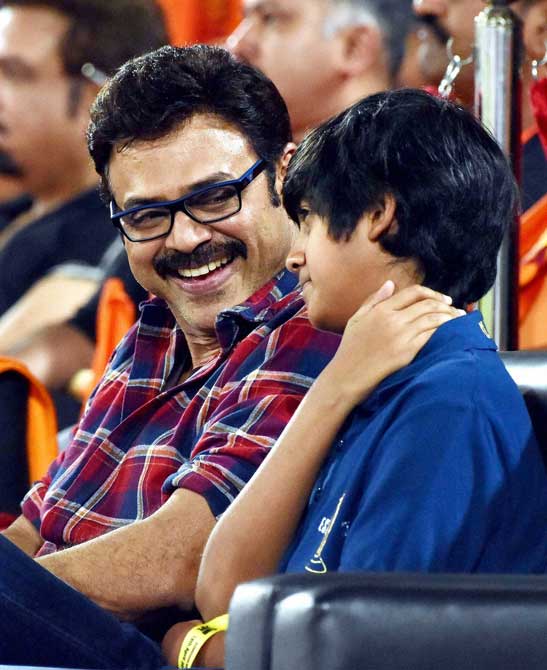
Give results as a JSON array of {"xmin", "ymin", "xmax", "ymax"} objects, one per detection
[
  {"xmin": 6, "ymin": 322, "xmax": 94, "ymax": 390},
  {"xmin": 0, "ymin": 274, "xmax": 98, "ymax": 356}
]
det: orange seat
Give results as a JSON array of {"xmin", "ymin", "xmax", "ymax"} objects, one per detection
[
  {"xmin": 158, "ymin": 0, "xmax": 242, "ymax": 45},
  {"xmin": 0, "ymin": 357, "xmax": 57, "ymax": 484}
]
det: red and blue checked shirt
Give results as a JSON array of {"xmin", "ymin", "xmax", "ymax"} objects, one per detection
[{"xmin": 22, "ymin": 270, "xmax": 340, "ymax": 555}]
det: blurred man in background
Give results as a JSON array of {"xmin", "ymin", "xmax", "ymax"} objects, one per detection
[
  {"xmin": 228, "ymin": 0, "xmax": 414, "ymax": 140},
  {"xmin": 0, "ymin": 0, "xmax": 168, "ymax": 517}
]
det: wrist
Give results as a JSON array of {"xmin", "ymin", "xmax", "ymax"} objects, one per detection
[
  {"xmin": 177, "ymin": 614, "xmax": 229, "ymax": 668},
  {"xmin": 318, "ymin": 358, "xmax": 378, "ymax": 408}
]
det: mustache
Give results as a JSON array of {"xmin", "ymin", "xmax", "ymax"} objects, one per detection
[
  {"xmin": 153, "ymin": 240, "xmax": 247, "ymax": 278},
  {"xmin": 0, "ymin": 148, "xmax": 24, "ymax": 177}
]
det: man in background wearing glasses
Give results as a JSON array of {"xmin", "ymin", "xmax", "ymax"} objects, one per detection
[{"xmin": 0, "ymin": 45, "xmax": 339, "ymax": 667}]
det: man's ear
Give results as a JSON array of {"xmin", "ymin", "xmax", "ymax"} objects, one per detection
[
  {"xmin": 71, "ymin": 79, "xmax": 101, "ymax": 126},
  {"xmin": 367, "ymin": 194, "xmax": 397, "ymax": 241},
  {"xmin": 274, "ymin": 142, "xmax": 297, "ymax": 193},
  {"xmin": 337, "ymin": 24, "xmax": 382, "ymax": 77}
]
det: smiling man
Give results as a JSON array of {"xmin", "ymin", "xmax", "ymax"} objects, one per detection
[{"xmin": 0, "ymin": 45, "xmax": 339, "ymax": 667}]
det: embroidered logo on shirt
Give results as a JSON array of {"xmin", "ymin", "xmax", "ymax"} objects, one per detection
[{"xmin": 305, "ymin": 493, "xmax": 346, "ymax": 575}]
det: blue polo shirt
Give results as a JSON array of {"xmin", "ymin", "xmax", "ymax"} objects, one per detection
[{"xmin": 280, "ymin": 312, "xmax": 547, "ymax": 575}]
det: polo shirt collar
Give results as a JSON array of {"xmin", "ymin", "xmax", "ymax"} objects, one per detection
[{"xmin": 365, "ymin": 311, "xmax": 496, "ymax": 407}]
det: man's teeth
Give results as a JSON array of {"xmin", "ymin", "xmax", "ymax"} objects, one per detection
[{"xmin": 178, "ymin": 256, "xmax": 230, "ymax": 278}]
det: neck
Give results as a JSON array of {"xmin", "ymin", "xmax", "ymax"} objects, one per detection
[
  {"xmin": 293, "ymin": 73, "xmax": 391, "ymax": 142},
  {"xmin": 182, "ymin": 327, "xmax": 222, "ymax": 370},
  {"xmin": 26, "ymin": 158, "xmax": 98, "ymax": 222}
]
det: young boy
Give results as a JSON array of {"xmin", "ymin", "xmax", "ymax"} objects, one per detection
[{"xmin": 164, "ymin": 89, "xmax": 547, "ymax": 668}]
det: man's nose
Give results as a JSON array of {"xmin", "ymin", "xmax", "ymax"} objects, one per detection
[
  {"xmin": 413, "ymin": 0, "xmax": 447, "ymax": 18},
  {"xmin": 226, "ymin": 17, "xmax": 259, "ymax": 63},
  {"xmin": 164, "ymin": 211, "xmax": 213, "ymax": 253}
]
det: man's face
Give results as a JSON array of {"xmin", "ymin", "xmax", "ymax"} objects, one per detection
[
  {"xmin": 413, "ymin": 0, "xmax": 484, "ymax": 103},
  {"xmin": 413, "ymin": 0, "xmax": 483, "ymax": 58},
  {"xmin": 228, "ymin": 0, "xmax": 340, "ymax": 138},
  {"xmin": 0, "ymin": 6, "xmax": 88, "ymax": 195},
  {"xmin": 108, "ymin": 114, "xmax": 296, "ymax": 335},
  {"xmin": 517, "ymin": 0, "xmax": 547, "ymax": 61}
]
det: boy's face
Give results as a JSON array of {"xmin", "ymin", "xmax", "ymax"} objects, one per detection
[{"xmin": 285, "ymin": 207, "xmax": 419, "ymax": 333}]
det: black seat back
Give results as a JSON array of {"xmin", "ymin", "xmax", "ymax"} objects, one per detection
[
  {"xmin": 500, "ymin": 351, "xmax": 547, "ymax": 466},
  {"xmin": 226, "ymin": 572, "xmax": 547, "ymax": 670}
]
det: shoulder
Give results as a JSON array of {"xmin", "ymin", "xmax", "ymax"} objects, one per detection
[{"xmin": 231, "ymin": 300, "xmax": 340, "ymax": 384}]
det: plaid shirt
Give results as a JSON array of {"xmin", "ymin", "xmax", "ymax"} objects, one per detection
[{"xmin": 22, "ymin": 270, "xmax": 339, "ymax": 555}]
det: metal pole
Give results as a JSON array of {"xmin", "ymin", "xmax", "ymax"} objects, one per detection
[{"xmin": 474, "ymin": 0, "xmax": 522, "ymax": 350}]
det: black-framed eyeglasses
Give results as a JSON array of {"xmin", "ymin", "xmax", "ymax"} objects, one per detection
[{"xmin": 110, "ymin": 158, "xmax": 267, "ymax": 243}]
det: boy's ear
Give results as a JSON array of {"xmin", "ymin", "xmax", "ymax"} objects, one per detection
[
  {"xmin": 367, "ymin": 194, "xmax": 397, "ymax": 241},
  {"xmin": 275, "ymin": 142, "xmax": 297, "ymax": 193}
]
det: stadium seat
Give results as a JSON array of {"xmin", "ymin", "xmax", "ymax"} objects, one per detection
[
  {"xmin": 226, "ymin": 571, "xmax": 547, "ymax": 670},
  {"xmin": 500, "ymin": 350, "xmax": 547, "ymax": 464}
]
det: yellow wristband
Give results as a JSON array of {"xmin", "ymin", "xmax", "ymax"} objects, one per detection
[{"xmin": 177, "ymin": 614, "xmax": 229, "ymax": 669}]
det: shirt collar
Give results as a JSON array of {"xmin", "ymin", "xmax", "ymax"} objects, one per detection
[
  {"xmin": 216, "ymin": 268, "xmax": 299, "ymax": 352},
  {"xmin": 139, "ymin": 268, "xmax": 300, "ymax": 355}
]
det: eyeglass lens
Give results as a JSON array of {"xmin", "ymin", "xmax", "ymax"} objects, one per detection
[{"xmin": 120, "ymin": 184, "xmax": 240, "ymax": 241}]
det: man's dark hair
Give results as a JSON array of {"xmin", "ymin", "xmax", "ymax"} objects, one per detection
[
  {"xmin": 283, "ymin": 88, "xmax": 518, "ymax": 307},
  {"xmin": 88, "ymin": 45, "xmax": 292, "ymax": 204},
  {"xmin": 0, "ymin": 0, "xmax": 168, "ymax": 77}
]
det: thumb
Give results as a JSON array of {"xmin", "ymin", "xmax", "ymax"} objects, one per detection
[{"xmin": 368, "ymin": 280, "xmax": 395, "ymax": 309}]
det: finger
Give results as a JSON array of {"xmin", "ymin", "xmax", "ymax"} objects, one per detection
[
  {"xmin": 353, "ymin": 280, "xmax": 396, "ymax": 318},
  {"xmin": 407, "ymin": 310, "xmax": 462, "ymax": 339},
  {"xmin": 370, "ymin": 280, "xmax": 396, "ymax": 307},
  {"xmin": 387, "ymin": 285, "xmax": 453, "ymax": 311},
  {"xmin": 396, "ymin": 299, "xmax": 465, "ymax": 326}
]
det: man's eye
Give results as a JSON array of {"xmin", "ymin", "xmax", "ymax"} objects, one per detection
[
  {"xmin": 188, "ymin": 186, "xmax": 237, "ymax": 211},
  {"xmin": 128, "ymin": 208, "xmax": 168, "ymax": 227},
  {"xmin": 261, "ymin": 11, "xmax": 279, "ymax": 25}
]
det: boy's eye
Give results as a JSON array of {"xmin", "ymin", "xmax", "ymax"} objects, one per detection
[{"xmin": 297, "ymin": 207, "xmax": 310, "ymax": 226}]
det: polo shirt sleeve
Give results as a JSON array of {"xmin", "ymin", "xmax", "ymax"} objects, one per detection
[{"xmin": 339, "ymin": 390, "xmax": 506, "ymax": 572}]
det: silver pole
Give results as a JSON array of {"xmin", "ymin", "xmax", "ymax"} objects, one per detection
[{"xmin": 474, "ymin": 0, "xmax": 522, "ymax": 350}]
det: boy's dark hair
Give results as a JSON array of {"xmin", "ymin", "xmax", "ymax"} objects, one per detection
[
  {"xmin": 283, "ymin": 88, "xmax": 518, "ymax": 307},
  {"xmin": 88, "ymin": 45, "xmax": 292, "ymax": 205},
  {"xmin": 0, "ymin": 0, "xmax": 168, "ymax": 77}
]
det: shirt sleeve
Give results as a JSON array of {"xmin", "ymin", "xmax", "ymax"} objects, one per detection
[
  {"xmin": 20, "ymin": 450, "xmax": 67, "ymax": 529},
  {"xmin": 339, "ymin": 392, "xmax": 506, "ymax": 572},
  {"xmin": 163, "ymin": 317, "xmax": 339, "ymax": 518}
]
